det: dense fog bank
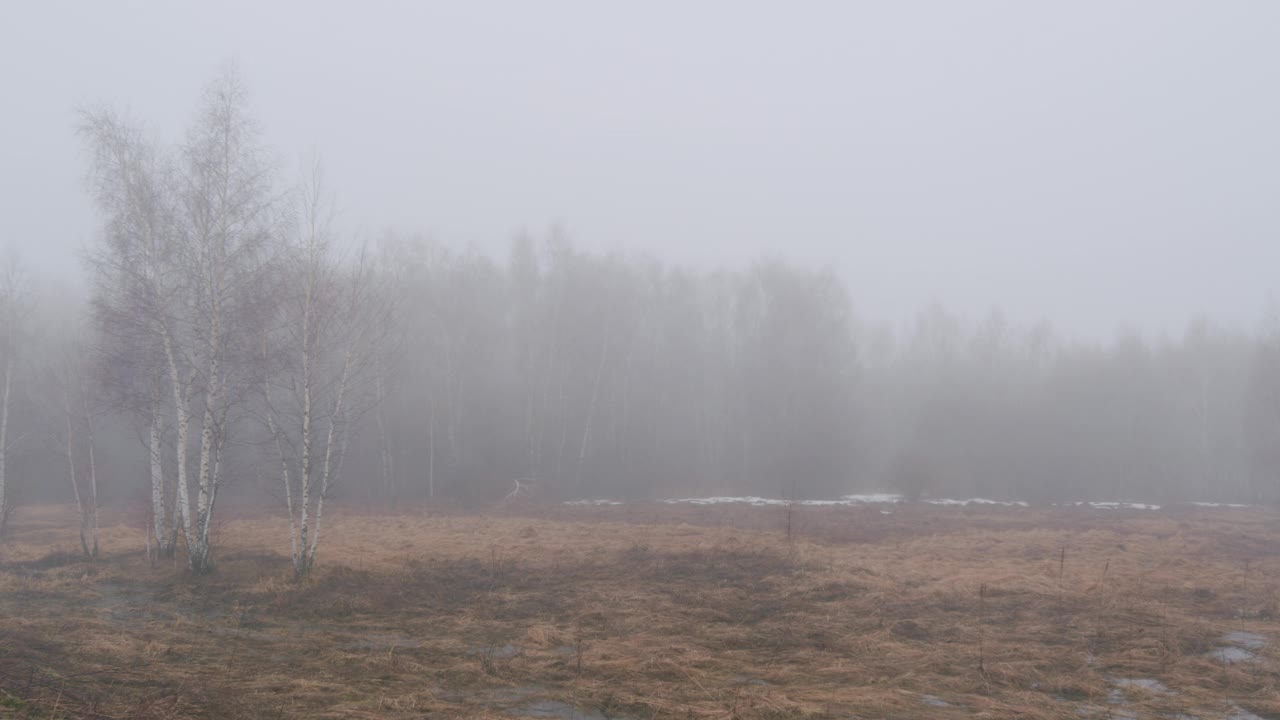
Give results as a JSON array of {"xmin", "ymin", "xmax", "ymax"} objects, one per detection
[
  {"xmin": 3, "ymin": 68, "xmax": 1279, "ymax": 548},
  {"xmin": 7, "ymin": 229, "xmax": 1279, "ymax": 513}
]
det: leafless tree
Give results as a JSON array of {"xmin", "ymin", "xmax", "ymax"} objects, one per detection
[
  {"xmin": 83, "ymin": 65, "xmax": 278, "ymax": 572},
  {"xmin": 263, "ymin": 158, "xmax": 391, "ymax": 576},
  {"xmin": 57, "ymin": 345, "xmax": 100, "ymax": 558},
  {"xmin": 80, "ymin": 105, "xmax": 188, "ymax": 557}
]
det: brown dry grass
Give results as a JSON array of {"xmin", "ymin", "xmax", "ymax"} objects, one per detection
[{"xmin": 1, "ymin": 501, "xmax": 1278, "ymax": 719}]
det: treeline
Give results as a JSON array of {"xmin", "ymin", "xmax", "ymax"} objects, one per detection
[
  {"xmin": 0, "ymin": 67, "xmax": 1278, "ymax": 571},
  {"xmin": 370, "ymin": 236, "xmax": 858, "ymax": 502},
  {"xmin": 367, "ymin": 238, "xmax": 1279, "ymax": 506}
]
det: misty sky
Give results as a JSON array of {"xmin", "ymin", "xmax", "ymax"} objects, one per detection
[{"xmin": 4, "ymin": 1, "xmax": 1280, "ymax": 338}]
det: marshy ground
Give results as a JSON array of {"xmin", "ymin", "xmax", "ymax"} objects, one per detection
[{"xmin": 0, "ymin": 501, "xmax": 1278, "ymax": 719}]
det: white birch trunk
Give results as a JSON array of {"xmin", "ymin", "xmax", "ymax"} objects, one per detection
[
  {"xmin": 192, "ymin": 397, "xmax": 218, "ymax": 571},
  {"xmin": 298, "ymin": 278, "xmax": 314, "ymax": 575},
  {"xmin": 162, "ymin": 330, "xmax": 194, "ymax": 551},
  {"xmin": 191, "ymin": 317, "xmax": 221, "ymax": 573},
  {"xmin": 149, "ymin": 410, "xmax": 170, "ymax": 554},
  {"xmin": 305, "ymin": 348, "xmax": 352, "ymax": 572}
]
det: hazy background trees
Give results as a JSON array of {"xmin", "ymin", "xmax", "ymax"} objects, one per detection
[
  {"xmin": 361, "ymin": 230, "xmax": 1278, "ymax": 506},
  {"xmin": 4, "ymin": 67, "xmax": 1280, "ymax": 561},
  {"xmin": 5, "ymin": 217, "xmax": 1278, "ymax": 524}
]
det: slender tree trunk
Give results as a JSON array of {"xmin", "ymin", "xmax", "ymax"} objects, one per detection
[
  {"xmin": 162, "ymin": 331, "xmax": 193, "ymax": 551},
  {"xmin": 306, "ymin": 349, "xmax": 352, "ymax": 573},
  {"xmin": 79, "ymin": 370, "xmax": 100, "ymax": 557},
  {"xmin": 62, "ymin": 384, "xmax": 90, "ymax": 557},
  {"xmin": 192, "ymin": 316, "xmax": 221, "ymax": 573},
  {"xmin": 149, "ymin": 409, "xmax": 171, "ymax": 555},
  {"xmin": 268, "ymin": 399, "xmax": 299, "ymax": 571},
  {"xmin": 264, "ymin": 352, "xmax": 300, "ymax": 572}
]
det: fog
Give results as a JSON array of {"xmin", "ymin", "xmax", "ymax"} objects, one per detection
[
  {"xmin": 8, "ymin": 2, "xmax": 1280, "ymax": 335},
  {"xmin": 2, "ymin": 2, "xmax": 1280, "ymax": 532},
  {"xmin": 7, "ymin": 9, "xmax": 1280, "ymax": 718}
]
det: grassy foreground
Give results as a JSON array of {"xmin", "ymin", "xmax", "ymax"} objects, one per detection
[{"xmin": 0, "ymin": 501, "xmax": 1278, "ymax": 719}]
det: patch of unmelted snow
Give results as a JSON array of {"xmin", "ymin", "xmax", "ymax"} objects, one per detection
[
  {"xmin": 838, "ymin": 493, "xmax": 904, "ymax": 504},
  {"xmin": 1073, "ymin": 501, "xmax": 1162, "ymax": 511},
  {"xmin": 924, "ymin": 497, "xmax": 1029, "ymax": 507},
  {"xmin": 661, "ymin": 496, "xmax": 789, "ymax": 506}
]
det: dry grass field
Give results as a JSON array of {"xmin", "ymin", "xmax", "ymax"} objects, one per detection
[{"xmin": 0, "ymin": 500, "xmax": 1278, "ymax": 719}]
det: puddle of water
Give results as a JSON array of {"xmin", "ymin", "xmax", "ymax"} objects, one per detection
[
  {"xmin": 732, "ymin": 675, "xmax": 768, "ymax": 687},
  {"xmin": 1208, "ymin": 631, "xmax": 1266, "ymax": 663},
  {"xmin": 1224, "ymin": 631, "xmax": 1266, "ymax": 650},
  {"xmin": 1215, "ymin": 647, "xmax": 1256, "ymax": 663},
  {"xmin": 920, "ymin": 694, "xmax": 951, "ymax": 707},
  {"xmin": 1110, "ymin": 678, "xmax": 1168, "ymax": 693},
  {"xmin": 1227, "ymin": 708, "xmax": 1266, "ymax": 720}
]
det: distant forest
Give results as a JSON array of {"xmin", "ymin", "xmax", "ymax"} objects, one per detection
[
  {"xmin": 13, "ymin": 226, "xmax": 1279, "ymax": 510},
  {"xmin": 5, "ymin": 69, "xmax": 1280, "ymax": 540},
  {"xmin": 314, "ymin": 235, "xmax": 1280, "ymax": 506}
]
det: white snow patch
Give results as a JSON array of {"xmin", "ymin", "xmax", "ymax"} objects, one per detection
[
  {"xmin": 1185, "ymin": 502, "xmax": 1253, "ymax": 508},
  {"xmin": 659, "ymin": 493, "xmax": 907, "ymax": 507},
  {"xmin": 839, "ymin": 493, "xmax": 904, "ymax": 504},
  {"xmin": 661, "ymin": 496, "xmax": 790, "ymax": 506},
  {"xmin": 1109, "ymin": 677, "xmax": 1169, "ymax": 693},
  {"xmin": 580, "ymin": 495, "xmax": 1184, "ymax": 512},
  {"xmin": 924, "ymin": 498, "xmax": 1029, "ymax": 507},
  {"xmin": 1074, "ymin": 501, "xmax": 1162, "ymax": 511}
]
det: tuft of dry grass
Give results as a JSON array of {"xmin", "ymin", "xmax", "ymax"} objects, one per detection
[{"xmin": 1, "ymin": 500, "xmax": 1278, "ymax": 718}]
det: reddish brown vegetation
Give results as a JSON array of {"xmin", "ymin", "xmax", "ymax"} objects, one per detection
[{"xmin": 0, "ymin": 502, "xmax": 1277, "ymax": 719}]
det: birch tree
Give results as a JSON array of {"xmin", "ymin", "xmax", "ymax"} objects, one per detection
[
  {"xmin": 83, "ymin": 66, "xmax": 278, "ymax": 572},
  {"xmin": 57, "ymin": 346, "xmax": 100, "ymax": 558},
  {"xmin": 81, "ymin": 107, "xmax": 186, "ymax": 557},
  {"xmin": 178, "ymin": 66, "xmax": 279, "ymax": 573},
  {"xmin": 264, "ymin": 160, "xmax": 389, "ymax": 576}
]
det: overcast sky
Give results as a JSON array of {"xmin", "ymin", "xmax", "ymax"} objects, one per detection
[{"xmin": 4, "ymin": 1, "xmax": 1280, "ymax": 338}]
